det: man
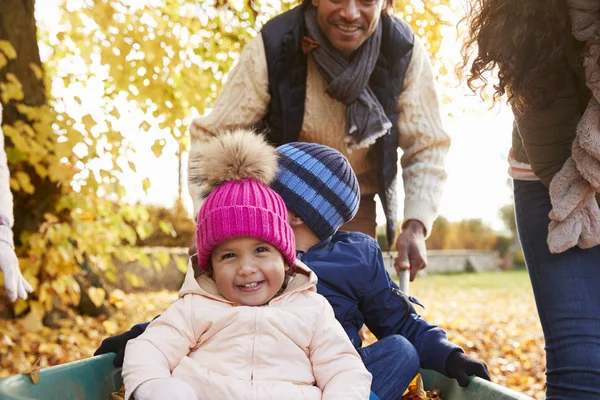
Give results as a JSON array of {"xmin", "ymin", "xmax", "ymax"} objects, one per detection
[
  {"xmin": 97, "ymin": 140, "xmax": 489, "ymax": 400},
  {"xmin": 188, "ymin": 0, "xmax": 450, "ymax": 280}
]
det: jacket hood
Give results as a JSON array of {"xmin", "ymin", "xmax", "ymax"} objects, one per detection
[{"xmin": 178, "ymin": 258, "xmax": 317, "ymax": 304}]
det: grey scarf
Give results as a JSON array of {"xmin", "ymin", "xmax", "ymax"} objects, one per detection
[{"xmin": 304, "ymin": 5, "xmax": 392, "ymax": 149}]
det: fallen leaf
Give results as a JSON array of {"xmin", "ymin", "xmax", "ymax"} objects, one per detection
[
  {"xmin": 25, "ymin": 358, "xmax": 40, "ymax": 384},
  {"xmin": 87, "ymin": 287, "xmax": 106, "ymax": 308},
  {"xmin": 18, "ymin": 301, "xmax": 44, "ymax": 333},
  {"xmin": 102, "ymin": 320, "xmax": 119, "ymax": 335},
  {"xmin": 111, "ymin": 385, "xmax": 125, "ymax": 400}
]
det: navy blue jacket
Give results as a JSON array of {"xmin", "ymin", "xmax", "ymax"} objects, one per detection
[
  {"xmin": 257, "ymin": 5, "xmax": 414, "ymax": 246},
  {"xmin": 301, "ymin": 230, "xmax": 461, "ymax": 375}
]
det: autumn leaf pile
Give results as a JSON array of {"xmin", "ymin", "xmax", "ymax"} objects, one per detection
[{"xmin": 0, "ymin": 271, "xmax": 544, "ymax": 399}]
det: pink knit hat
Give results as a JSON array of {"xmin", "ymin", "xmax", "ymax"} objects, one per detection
[
  {"xmin": 196, "ymin": 178, "xmax": 296, "ymax": 270},
  {"xmin": 191, "ymin": 130, "xmax": 296, "ymax": 271}
]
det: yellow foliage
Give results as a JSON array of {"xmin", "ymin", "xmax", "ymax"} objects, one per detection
[
  {"xmin": 29, "ymin": 63, "xmax": 44, "ymax": 81},
  {"xmin": 0, "ymin": 39, "xmax": 17, "ymax": 59},
  {"xmin": 427, "ymin": 216, "xmax": 499, "ymax": 251},
  {"xmin": 0, "ymin": 73, "xmax": 24, "ymax": 103},
  {"xmin": 14, "ymin": 171, "xmax": 35, "ymax": 194},
  {"xmin": 141, "ymin": 177, "xmax": 151, "ymax": 194},
  {"xmin": 150, "ymin": 139, "xmax": 165, "ymax": 158},
  {"xmin": 395, "ymin": 0, "xmax": 451, "ymax": 58},
  {"xmin": 87, "ymin": 287, "xmax": 106, "ymax": 308}
]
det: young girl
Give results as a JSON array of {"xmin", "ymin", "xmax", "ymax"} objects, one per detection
[{"xmin": 122, "ymin": 130, "xmax": 372, "ymax": 400}]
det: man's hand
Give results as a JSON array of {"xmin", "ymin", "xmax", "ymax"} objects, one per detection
[
  {"xmin": 445, "ymin": 351, "xmax": 491, "ymax": 387},
  {"xmin": 393, "ymin": 219, "xmax": 427, "ymax": 281},
  {"xmin": 0, "ymin": 233, "xmax": 33, "ymax": 302}
]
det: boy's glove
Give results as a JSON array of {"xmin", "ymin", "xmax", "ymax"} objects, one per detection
[
  {"xmin": 94, "ymin": 322, "xmax": 150, "ymax": 367},
  {"xmin": 445, "ymin": 351, "xmax": 491, "ymax": 387}
]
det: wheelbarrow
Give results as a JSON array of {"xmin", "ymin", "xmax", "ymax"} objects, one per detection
[{"xmin": 0, "ymin": 353, "xmax": 534, "ymax": 400}]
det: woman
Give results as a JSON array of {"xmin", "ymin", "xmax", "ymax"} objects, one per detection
[
  {"xmin": 461, "ymin": 0, "xmax": 600, "ymax": 398},
  {"xmin": 0, "ymin": 104, "xmax": 32, "ymax": 302}
]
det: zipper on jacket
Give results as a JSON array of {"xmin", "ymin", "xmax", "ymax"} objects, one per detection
[{"xmin": 250, "ymin": 307, "xmax": 258, "ymax": 400}]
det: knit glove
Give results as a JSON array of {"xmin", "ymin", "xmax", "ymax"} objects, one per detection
[
  {"xmin": 133, "ymin": 378, "xmax": 196, "ymax": 400},
  {"xmin": 445, "ymin": 351, "xmax": 491, "ymax": 387},
  {"xmin": 94, "ymin": 321, "xmax": 150, "ymax": 367},
  {"xmin": 0, "ymin": 226, "xmax": 33, "ymax": 302}
]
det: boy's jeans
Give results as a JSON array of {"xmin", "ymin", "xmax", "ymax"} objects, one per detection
[
  {"xmin": 514, "ymin": 180, "xmax": 600, "ymax": 399},
  {"xmin": 358, "ymin": 335, "xmax": 420, "ymax": 400}
]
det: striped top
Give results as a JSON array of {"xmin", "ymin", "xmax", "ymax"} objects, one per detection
[{"xmin": 507, "ymin": 147, "xmax": 538, "ymax": 181}]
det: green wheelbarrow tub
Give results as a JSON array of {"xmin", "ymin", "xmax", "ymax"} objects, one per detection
[
  {"xmin": 0, "ymin": 354, "xmax": 123, "ymax": 400},
  {"xmin": 0, "ymin": 353, "xmax": 534, "ymax": 400}
]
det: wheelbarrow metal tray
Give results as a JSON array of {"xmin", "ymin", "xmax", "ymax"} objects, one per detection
[{"xmin": 0, "ymin": 354, "xmax": 534, "ymax": 400}]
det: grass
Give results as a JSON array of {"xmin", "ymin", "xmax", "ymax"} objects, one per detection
[
  {"xmin": 410, "ymin": 269, "xmax": 533, "ymax": 292},
  {"xmin": 396, "ymin": 269, "xmax": 546, "ymax": 399}
]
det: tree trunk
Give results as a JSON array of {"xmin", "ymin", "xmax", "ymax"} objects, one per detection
[{"xmin": 0, "ymin": 0, "xmax": 60, "ymax": 245}]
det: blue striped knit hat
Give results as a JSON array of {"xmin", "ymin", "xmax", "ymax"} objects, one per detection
[{"xmin": 273, "ymin": 142, "xmax": 360, "ymax": 240}]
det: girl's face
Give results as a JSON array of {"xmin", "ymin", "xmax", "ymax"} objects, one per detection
[{"xmin": 210, "ymin": 237, "xmax": 287, "ymax": 306}]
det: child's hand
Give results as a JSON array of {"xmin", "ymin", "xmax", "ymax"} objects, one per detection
[
  {"xmin": 445, "ymin": 351, "xmax": 491, "ymax": 387},
  {"xmin": 0, "ymin": 232, "xmax": 33, "ymax": 302}
]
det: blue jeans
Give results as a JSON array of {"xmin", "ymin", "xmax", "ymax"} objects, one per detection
[
  {"xmin": 514, "ymin": 180, "xmax": 600, "ymax": 399},
  {"xmin": 358, "ymin": 335, "xmax": 420, "ymax": 400}
]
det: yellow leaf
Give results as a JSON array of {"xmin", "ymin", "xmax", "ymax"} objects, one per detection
[
  {"xmin": 141, "ymin": 177, "xmax": 151, "ymax": 194},
  {"xmin": 150, "ymin": 139, "xmax": 165, "ymax": 158},
  {"xmin": 18, "ymin": 301, "xmax": 44, "ymax": 333},
  {"xmin": 0, "ymin": 53, "xmax": 7, "ymax": 69},
  {"xmin": 43, "ymin": 213, "xmax": 59, "ymax": 223},
  {"xmin": 26, "ymin": 363, "xmax": 40, "ymax": 384},
  {"xmin": 125, "ymin": 272, "xmax": 145, "ymax": 288},
  {"xmin": 13, "ymin": 299, "xmax": 28, "ymax": 317},
  {"xmin": 87, "ymin": 287, "xmax": 106, "ymax": 308},
  {"xmin": 139, "ymin": 121, "xmax": 152, "ymax": 131},
  {"xmin": 108, "ymin": 289, "xmax": 126, "ymax": 309},
  {"xmin": 81, "ymin": 114, "xmax": 96, "ymax": 131},
  {"xmin": 175, "ymin": 256, "xmax": 188, "ymax": 274},
  {"xmin": 15, "ymin": 171, "xmax": 35, "ymax": 194},
  {"xmin": 102, "ymin": 320, "xmax": 119, "ymax": 335},
  {"xmin": 128, "ymin": 161, "xmax": 136, "ymax": 172},
  {"xmin": 29, "ymin": 63, "xmax": 43, "ymax": 80},
  {"xmin": 9, "ymin": 177, "xmax": 20, "ymax": 191},
  {"xmin": 0, "ymin": 40, "xmax": 17, "ymax": 59},
  {"xmin": 159, "ymin": 220, "xmax": 176, "ymax": 237},
  {"xmin": 0, "ymin": 73, "xmax": 24, "ymax": 103},
  {"xmin": 73, "ymin": 95, "xmax": 82, "ymax": 105}
]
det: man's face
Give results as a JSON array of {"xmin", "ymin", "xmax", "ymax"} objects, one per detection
[{"xmin": 311, "ymin": 0, "xmax": 384, "ymax": 58}]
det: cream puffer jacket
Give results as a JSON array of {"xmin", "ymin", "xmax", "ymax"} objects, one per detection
[{"xmin": 122, "ymin": 260, "xmax": 372, "ymax": 400}]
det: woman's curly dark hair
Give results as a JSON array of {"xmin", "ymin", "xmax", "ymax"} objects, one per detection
[{"xmin": 459, "ymin": 0, "xmax": 572, "ymax": 115}]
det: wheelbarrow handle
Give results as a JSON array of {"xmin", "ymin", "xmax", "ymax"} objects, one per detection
[
  {"xmin": 399, "ymin": 269, "xmax": 410, "ymax": 295},
  {"xmin": 388, "ymin": 251, "xmax": 410, "ymax": 295}
]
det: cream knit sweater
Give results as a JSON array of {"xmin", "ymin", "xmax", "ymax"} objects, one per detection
[{"xmin": 189, "ymin": 34, "xmax": 450, "ymax": 235}]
